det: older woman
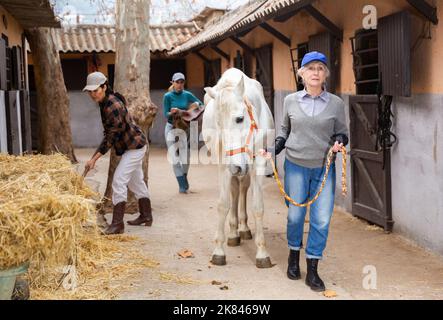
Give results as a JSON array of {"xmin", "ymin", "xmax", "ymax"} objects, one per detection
[{"xmin": 262, "ymin": 51, "xmax": 348, "ymax": 292}]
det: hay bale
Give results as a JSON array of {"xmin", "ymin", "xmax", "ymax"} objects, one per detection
[
  {"xmin": 0, "ymin": 153, "xmax": 159, "ymax": 299},
  {"xmin": 0, "ymin": 153, "xmax": 98, "ymax": 270}
]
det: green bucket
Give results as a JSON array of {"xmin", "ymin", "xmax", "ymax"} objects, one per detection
[{"xmin": 0, "ymin": 263, "xmax": 29, "ymax": 300}]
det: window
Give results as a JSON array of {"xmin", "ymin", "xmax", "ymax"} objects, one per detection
[
  {"xmin": 11, "ymin": 46, "xmax": 24, "ymax": 90},
  {"xmin": 204, "ymin": 59, "xmax": 221, "ymax": 87},
  {"xmin": 290, "ymin": 42, "xmax": 309, "ymax": 91},
  {"xmin": 150, "ymin": 59, "xmax": 186, "ymax": 90},
  {"xmin": 234, "ymin": 50, "xmax": 244, "ymax": 71},
  {"xmin": 60, "ymin": 59, "xmax": 88, "ymax": 90},
  {"xmin": 108, "ymin": 64, "xmax": 115, "ymax": 89},
  {"xmin": 351, "ymin": 29, "xmax": 379, "ymax": 95},
  {"xmin": 4, "ymin": 47, "xmax": 12, "ymax": 90}
]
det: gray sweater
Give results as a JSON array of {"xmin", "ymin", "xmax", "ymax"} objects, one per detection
[{"xmin": 277, "ymin": 92, "xmax": 349, "ymax": 168}]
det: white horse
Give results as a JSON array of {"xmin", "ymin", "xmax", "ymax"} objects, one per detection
[{"xmin": 202, "ymin": 68, "xmax": 275, "ymax": 268}]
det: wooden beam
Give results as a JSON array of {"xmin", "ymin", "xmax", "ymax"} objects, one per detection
[
  {"xmin": 407, "ymin": 0, "xmax": 438, "ymax": 24},
  {"xmin": 193, "ymin": 51, "xmax": 210, "ymax": 64},
  {"xmin": 211, "ymin": 40, "xmax": 222, "ymax": 47},
  {"xmin": 304, "ymin": 5, "xmax": 343, "ymax": 41},
  {"xmin": 229, "ymin": 37, "xmax": 255, "ymax": 56},
  {"xmin": 237, "ymin": 27, "xmax": 254, "ymax": 38},
  {"xmin": 274, "ymin": 7, "xmax": 303, "ymax": 23},
  {"xmin": 210, "ymin": 45, "xmax": 230, "ymax": 61},
  {"xmin": 259, "ymin": 23, "xmax": 291, "ymax": 47}
]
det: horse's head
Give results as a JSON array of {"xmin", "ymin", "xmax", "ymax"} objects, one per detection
[{"xmin": 205, "ymin": 76, "xmax": 253, "ymax": 177}]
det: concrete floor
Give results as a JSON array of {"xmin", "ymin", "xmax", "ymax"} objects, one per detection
[{"xmin": 75, "ymin": 147, "xmax": 443, "ymax": 300}]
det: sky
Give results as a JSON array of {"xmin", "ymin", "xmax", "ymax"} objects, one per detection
[{"xmin": 52, "ymin": 0, "xmax": 250, "ymax": 25}]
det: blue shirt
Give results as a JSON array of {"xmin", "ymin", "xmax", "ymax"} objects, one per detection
[
  {"xmin": 296, "ymin": 89, "xmax": 330, "ymax": 117},
  {"xmin": 163, "ymin": 90, "xmax": 203, "ymax": 124}
]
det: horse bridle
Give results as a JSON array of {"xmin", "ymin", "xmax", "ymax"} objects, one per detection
[{"xmin": 225, "ymin": 97, "xmax": 258, "ymax": 160}]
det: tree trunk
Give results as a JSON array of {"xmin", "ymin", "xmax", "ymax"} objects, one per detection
[
  {"xmin": 24, "ymin": 28, "xmax": 77, "ymax": 163},
  {"xmin": 102, "ymin": 0, "xmax": 158, "ymax": 213}
]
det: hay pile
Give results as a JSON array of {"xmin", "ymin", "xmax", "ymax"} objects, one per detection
[
  {"xmin": 0, "ymin": 153, "xmax": 98, "ymax": 270},
  {"xmin": 0, "ymin": 153, "xmax": 158, "ymax": 299}
]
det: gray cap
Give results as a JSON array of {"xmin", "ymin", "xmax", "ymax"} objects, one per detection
[
  {"xmin": 83, "ymin": 72, "xmax": 107, "ymax": 91},
  {"xmin": 171, "ymin": 72, "xmax": 185, "ymax": 82}
]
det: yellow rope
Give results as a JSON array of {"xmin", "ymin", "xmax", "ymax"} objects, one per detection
[{"xmin": 266, "ymin": 147, "xmax": 347, "ymax": 208}]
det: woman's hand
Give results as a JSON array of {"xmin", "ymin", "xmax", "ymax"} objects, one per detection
[
  {"xmin": 187, "ymin": 102, "xmax": 199, "ymax": 111},
  {"xmin": 332, "ymin": 141, "xmax": 344, "ymax": 153},
  {"xmin": 85, "ymin": 159, "xmax": 96, "ymax": 171},
  {"xmin": 170, "ymin": 108, "xmax": 179, "ymax": 114},
  {"xmin": 259, "ymin": 149, "xmax": 272, "ymax": 160}
]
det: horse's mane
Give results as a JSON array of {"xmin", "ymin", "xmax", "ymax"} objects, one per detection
[{"xmin": 216, "ymin": 77, "xmax": 239, "ymax": 91}]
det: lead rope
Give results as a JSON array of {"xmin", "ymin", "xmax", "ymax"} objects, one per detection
[{"xmin": 262, "ymin": 146, "xmax": 347, "ymax": 208}]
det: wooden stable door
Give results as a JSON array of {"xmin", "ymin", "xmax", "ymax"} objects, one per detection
[{"xmin": 349, "ymin": 95, "xmax": 393, "ymax": 231}]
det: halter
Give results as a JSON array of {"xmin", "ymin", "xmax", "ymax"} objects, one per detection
[{"xmin": 225, "ymin": 96, "xmax": 258, "ymax": 159}]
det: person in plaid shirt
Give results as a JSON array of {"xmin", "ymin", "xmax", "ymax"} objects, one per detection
[
  {"xmin": 83, "ymin": 72, "xmax": 153, "ymax": 235},
  {"xmin": 96, "ymin": 93, "xmax": 146, "ymax": 156}
]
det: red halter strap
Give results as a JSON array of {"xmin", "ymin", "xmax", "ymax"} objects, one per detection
[{"xmin": 225, "ymin": 97, "xmax": 258, "ymax": 159}]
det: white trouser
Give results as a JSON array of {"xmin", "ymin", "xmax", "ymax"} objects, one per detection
[{"xmin": 112, "ymin": 145, "xmax": 150, "ymax": 205}]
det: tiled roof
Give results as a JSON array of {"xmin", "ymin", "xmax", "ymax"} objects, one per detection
[
  {"xmin": 52, "ymin": 23, "xmax": 199, "ymax": 53},
  {"xmin": 169, "ymin": 0, "xmax": 267, "ymax": 55},
  {"xmin": 0, "ymin": 0, "xmax": 60, "ymax": 28},
  {"xmin": 170, "ymin": 0, "xmax": 310, "ymax": 55}
]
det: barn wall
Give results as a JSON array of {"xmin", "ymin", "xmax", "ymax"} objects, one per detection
[
  {"xmin": 203, "ymin": 0, "xmax": 443, "ymax": 95},
  {"xmin": 0, "ymin": 5, "xmax": 25, "ymax": 47},
  {"xmin": 279, "ymin": 0, "xmax": 443, "ymax": 95},
  {"xmin": 49, "ymin": 52, "xmax": 205, "ymax": 148},
  {"xmin": 185, "ymin": 52, "xmax": 205, "ymax": 89},
  {"xmin": 0, "ymin": 5, "xmax": 30, "ymax": 155},
  {"xmin": 390, "ymin": 93, "xmax": 443, "ymax": 255}
]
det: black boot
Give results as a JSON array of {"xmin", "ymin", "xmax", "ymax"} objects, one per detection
[
  {"xmin": 305, "ymin": 258, "xmax": 326, "ymax": 292},
  {"xmin": 127, "ymin": 198, "xmax": 153, "ymax": 226},
  {"xmin": 103, "ymin": 202, "xmax": 125, "ymax": 235},
  {"xmin": 287, "ymin": 250, "xmax": 301, "ymax": 280}
]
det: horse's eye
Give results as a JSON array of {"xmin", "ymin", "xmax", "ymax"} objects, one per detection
[{"xmin": 235, "ymin": 116, "xmax": 244, "ymax": 124}]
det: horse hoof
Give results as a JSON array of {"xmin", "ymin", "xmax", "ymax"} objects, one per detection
[
  {"xmin": 256, "ymin": 257, "xmax": 273, "ymax": 269},
  {"xmin": 240, "ymin": 230, "xmax": 253, "ymax": 240},
  {"xmin": 211, "ymin": 255, "xmax": 227, "ymax": 266},
  {"xmin": 227, "ymin": 237, "xmax": 241, "ymax": 247}
]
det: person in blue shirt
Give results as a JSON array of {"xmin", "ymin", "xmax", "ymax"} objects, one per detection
[{"xmin": 163, "ymin": 72, "xmax": 203, "ymax": 193}]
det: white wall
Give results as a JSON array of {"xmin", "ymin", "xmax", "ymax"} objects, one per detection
[
  {"xmin": 69, "ymin": 88, "xmax": 205, "ymax": 148},
  {"xmin": 390, "ymin": 94, "xmax": 443, "ymax": 255}
]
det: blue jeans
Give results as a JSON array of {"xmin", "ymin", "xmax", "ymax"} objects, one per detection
[
  {"xmin": 284, "ymin": 159, "xmax": 336, "ymax": 260},
  {"xmin": 165, "ymin": 122, "xmax": 190, "ymax": 177}
]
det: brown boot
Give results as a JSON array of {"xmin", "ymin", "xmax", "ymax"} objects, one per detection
[
  {"xmin": 127, "ymin": 198, "xmax": 153, "ymax": 226},
  {"xmin": 103, "ymin": 202, "xmax": 126, "ymax": 235}
]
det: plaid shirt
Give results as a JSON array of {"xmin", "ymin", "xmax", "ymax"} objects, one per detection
[{"xmin": 97, "ymin": 94, "xmax": 146, "ymax": 156}]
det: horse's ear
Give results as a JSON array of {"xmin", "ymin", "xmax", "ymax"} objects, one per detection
[
  {"xmin": 235, "ymin": 76, "xmax": 245, "ymax": 97},
  {"xmin": 204, "ymin": 87, "xmax": 217, "ymax": 99}
]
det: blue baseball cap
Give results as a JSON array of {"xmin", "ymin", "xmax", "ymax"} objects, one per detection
[{"xmin": 301, "ymin": 51, "xmax": 328, "ymax": 67}]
